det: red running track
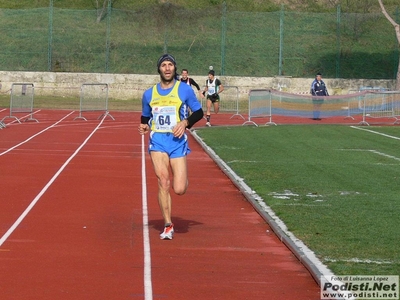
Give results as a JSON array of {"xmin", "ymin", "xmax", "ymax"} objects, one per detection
[{"xmin": 0, "ymin": 110, "xmax": 320, "ymax": 299}]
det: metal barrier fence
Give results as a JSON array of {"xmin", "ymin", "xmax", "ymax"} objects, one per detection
[
  {"xmin": 74, "ymin": 83, "xmax": 114, "ymax": 121},
  {"xmin": 346, "ymin": 87, "xmax": 389, "ymax": 122},
  {"xmin": 245, "ymin": 89, "xmax": 400, "ymax": 126},
  {"xmin": 200, "ymin": 86, "xmax": 244, "ymax": 120},
  {"xmin": 1, "ymin": 84, "xmax": 399, "ymax": 126},
  {"xmin": 1, "ymin": 83, "xmax": 38, "ymax": 123},
  {"xmin": 243, "ymin": 89, "xmax": 276, "ymax": 126},
  {"xmin": 358, "ymin": 91, "xmax": 400, "ymax": 125}
]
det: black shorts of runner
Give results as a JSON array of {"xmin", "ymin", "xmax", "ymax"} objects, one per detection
[{"xmin": 207, "ymin": 94, "xmax": 220, "ymax": 103}]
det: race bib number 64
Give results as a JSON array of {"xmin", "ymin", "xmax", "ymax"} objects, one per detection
[{"xmin": 153, "ymin": 106, "xmax": 177, "ymax": 132}]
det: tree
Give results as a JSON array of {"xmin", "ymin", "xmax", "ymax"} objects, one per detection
[{"xmin": 378, "ymin": 0, "xmax": 400, "ymax": 90}]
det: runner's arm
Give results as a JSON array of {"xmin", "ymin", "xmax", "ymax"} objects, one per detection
[
  {"xmin": 216, "ymin": 79, "xmax": 224, "ymax": 94},
  {"xmin": 141, "ymin": 116, "xmax": 150, "ymax": 124},
  {"xmin": 185, "ymin": 108, "xmax": 203, "ymax": 129},
  {"xmin": 138, "ymin": 115, "xmax": 151, "ymax": 135},
  {"xmin": 190, "ymin": 78, "xmax": 201, "ymax": 91}
]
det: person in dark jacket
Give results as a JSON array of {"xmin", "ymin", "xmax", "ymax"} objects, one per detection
[{"xmin": 310, "ymin": 72, "xmax": 329, "ymax": 120}]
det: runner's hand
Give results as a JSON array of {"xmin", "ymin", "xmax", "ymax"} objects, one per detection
[
  {"xmin": 173, "ymin": 120, "xmax": 188, "ymax": 138},
  {"xmin": 138, "ymin": 124, "xmax": 149, "ymax": 135}
]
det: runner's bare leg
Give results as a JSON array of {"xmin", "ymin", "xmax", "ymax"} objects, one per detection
[{"xmin": 150, "ymin": 152, "xmax": 188, "ymax": 225}]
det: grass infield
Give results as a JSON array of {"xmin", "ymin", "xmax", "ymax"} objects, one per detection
[{"xmin": 195, "ymin": 125, "xmax": 400, "ymax": 276}]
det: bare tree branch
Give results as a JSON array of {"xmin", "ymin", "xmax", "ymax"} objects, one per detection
[
  {"xmin": 378, "ymin": 0, "xmax": 400, "ymax": 43},
  {"xmin": 378, "ymin": 0, "xmax": 400, "ymax": 90},
  {"xmin": 96, "ymin": 0, "xmax": 108, "ymax": 23}
]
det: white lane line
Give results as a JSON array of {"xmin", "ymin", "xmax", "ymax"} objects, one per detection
[
  {"xmin": 0, "ymin": 111, "xmax": 75, "ymax": 157},
  {"xmin": 324, "ymin": 257, "xmax": 395, "ymax": 265},
  {"xmin": 350, "ymin": 126, "xmax": 400, "ymax": 140},
  {"xmin": 368, "ymin": 149, "xmax": 400, "ymax": 162},
  {"xmin": 227, "ymin": 160, "xmax": 259, "ymax": 163},
  {"xmin": 338, "ymin": 148, "xmax": 400, "ymax": 162},
  {"xmin": 141, "ymin": 134, "xmax": 153, "ymax": 300},
  {"xmin": 0, "ymin": 115, "xmax": 107, "ymax": 247}
]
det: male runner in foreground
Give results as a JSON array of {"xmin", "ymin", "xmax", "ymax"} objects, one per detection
[{"xmin": 138, "ymin": 54, "xmax": 204, "ymax": 240}]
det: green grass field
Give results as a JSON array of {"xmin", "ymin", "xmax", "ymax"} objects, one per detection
[{"xmin": 195, "ymin": 125, "xmax": 400, "ymax": 276}]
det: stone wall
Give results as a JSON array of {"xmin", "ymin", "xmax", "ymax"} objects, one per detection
[{"xmin": 0, "ymin": 71, "xmax": 396, "ymax": 101}]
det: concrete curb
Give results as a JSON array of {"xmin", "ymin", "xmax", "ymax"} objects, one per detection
[{"xmin": 190, "ymin": 129, "xmax": 334, "ymax": 287}]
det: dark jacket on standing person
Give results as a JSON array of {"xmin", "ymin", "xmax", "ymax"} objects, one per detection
[{"xmin": 311, "ymin": 79, "xmax": 329, "ymax": 96}]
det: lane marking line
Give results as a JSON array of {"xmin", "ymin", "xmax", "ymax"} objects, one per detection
[
  {"xmin": 350, "ymin": 126, "xmax": 400, "ymax": 141},
  {"xmin": 368, "ymin": 149, "xmax": 400, "ymax": 161},
  {"xmin": 0, "ymin": 111, "xmax": 75, "ymax": 157},
  {"xmin": 337, "ymin": 148, "xmax": 400, "ymax": 162},
  {"xmin": 141, "ymin": 134, "xmax": 153, "ymax": 300},
  {"xmin": 0, "ymin": 115, "xmax": 106, "ymax": 247},
  {"xmin": 324, "ymin": 257, "xmax": 395, "ymax": 265}
]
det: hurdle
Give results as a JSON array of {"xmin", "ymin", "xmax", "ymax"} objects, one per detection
[
  {"xmin": 1, "ymin": 83, "xmax": 38, "ymax": 124},
  {"xmin": 74, "ymin": 83, "xmax": 114, "ymax": 121}
]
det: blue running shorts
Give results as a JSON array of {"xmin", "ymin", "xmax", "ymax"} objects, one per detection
[{"xmin": 149, "ymin": 132, "xmax": 191, "ymax": 158}]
